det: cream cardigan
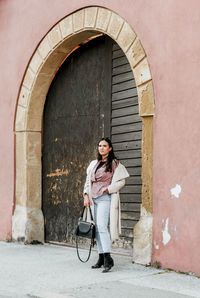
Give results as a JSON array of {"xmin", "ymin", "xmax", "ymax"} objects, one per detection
[{"xmin": 83, "ymin": 159, "xmax": 129, "ymax": 241}]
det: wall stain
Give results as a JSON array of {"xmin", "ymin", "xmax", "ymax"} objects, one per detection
[{"xmin": 46, "ymin": 169, "xmax": 70, "ymax": 177}]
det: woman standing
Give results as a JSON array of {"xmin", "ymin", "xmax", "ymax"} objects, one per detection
[{"xmin": 83, "ymin": 137, "xmax": 129, "ymax": 273}]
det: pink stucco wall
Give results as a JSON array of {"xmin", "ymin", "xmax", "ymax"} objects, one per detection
[{"xmin": 1, "ymin": 0, "xmax": 200, "ymax": 274}]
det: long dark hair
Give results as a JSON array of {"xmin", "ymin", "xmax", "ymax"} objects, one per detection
[{"xmin": 97, "ymin": 137, "xmax": 118, "ymax": 172}]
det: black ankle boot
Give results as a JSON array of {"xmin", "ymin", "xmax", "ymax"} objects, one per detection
[
  {"xmin": 102, "ymin": 253, "xmax": 114, "ymax": 273},
  {"xmin": 91, "ymin": 253, "xmax": 104, "ymax": 269}
]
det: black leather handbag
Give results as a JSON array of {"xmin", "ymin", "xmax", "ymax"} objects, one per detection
[{"xmin": 75, "ymin": 206, "xmax": 96, "ymax": 262}]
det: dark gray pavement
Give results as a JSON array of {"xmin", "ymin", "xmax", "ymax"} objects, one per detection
[{"xmin": 0, "ymin": 242, "xmax": 199, "ymax": 298}]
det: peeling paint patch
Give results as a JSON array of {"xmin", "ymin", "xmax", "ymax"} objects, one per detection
[
  {"xmin": 162, "ymin": 218, "xmax": 171, "ymax": 246},
  {"xmin": 154, "ymin": 240, "xmax": 159, "ymax": 250},
  {"xmin": 170, "ymin": 184, "xmax": 181, "ymax": 198},
  {"xmin": 46, "ymin": 169, "xmax": 69, "ymax": 177}
]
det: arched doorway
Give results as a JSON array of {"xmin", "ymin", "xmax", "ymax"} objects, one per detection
[
  {"xmin": 13, "ymin": 7, "xmax": 154, "ymax": 264},
  {"xmin": 42, "ymin": 35, "xmax": 142, "ymax": 248}
]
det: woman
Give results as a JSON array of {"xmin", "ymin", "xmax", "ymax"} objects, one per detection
[{"xmin": 83, "ymin": 137, "xmax": 129, "ymax": 273}]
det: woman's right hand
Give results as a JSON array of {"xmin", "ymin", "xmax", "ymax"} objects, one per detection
[{"xmin": 84, "ymin": 193, "xmax": 90, "ymax": 207}]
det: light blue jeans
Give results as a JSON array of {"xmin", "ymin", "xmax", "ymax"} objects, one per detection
[{"xmin": 92, "ymin": 194, "xmax": 111, "ymax": 254}]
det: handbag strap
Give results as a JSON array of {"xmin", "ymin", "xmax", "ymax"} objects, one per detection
[
  {"xmin": 76, "ymin": 236, "xmax": 93, "ymax": 263},
  {"xmin": 76, "ymin": 206, "xmax": 95, "ymax": 262},
  {"xmin": 80, "ymin": 206, "xmax": 94, "ymax": 222}
]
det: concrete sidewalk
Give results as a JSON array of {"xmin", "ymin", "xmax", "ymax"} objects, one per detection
[{"xmin": 0, "ymin": 242, "xmax": 200, "ymax": 298}]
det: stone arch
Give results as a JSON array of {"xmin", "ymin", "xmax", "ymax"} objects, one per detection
[{"xmin": 13, "ymin": 7, "xmax": 154, "ymax": 265}]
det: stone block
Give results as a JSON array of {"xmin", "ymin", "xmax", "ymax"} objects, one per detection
[
  {"xmin": 117, "ymin": 22, "xmax": 136, "ymax": 52},
  {"xmin": 26, "ymin": 132, "xmax": 41, "ymax": 167},
  {"xmin": 12, "ymin": 205, "xmax": 27, "ymax": 241},
  {"xmin": 133, "ymin": 209, "xmax": 153, "ymax": 265},
  {"xmin": 15, "ymin": 105, "xmax": 27, "ymax": 132},
  {"xmin": 56, "ymin": 38, "xmax": 76, "ymax": 56},
  {"xmin": 47, "ymin": 24, "xmax": 62, "ymax": 49},
  {"xmin": 15, "ymin": 132, "xmax": 27, "ymax": 206},
  {"xmin": 133, "ymin": 232, "xmax": 152, "ymax": 265},
  {"xmin": 23, "ymin": 68, "xmax": 35, "ymax": 90},
  {"xmin": 73, "ymin": 10, "xmax": 84, "ymax": 32},
  {"xmin": 141, "ymin": 116, "xmax": 153, "ymax": 213},
  {"xmin": 134, "ymin": 58, "xmax": 152, "ymax": 86},
  {"xmin": 84, "ymin": 7, "xmax": 98, "ymax": 28},
  {"xmin": 29, "ymin": 74, "xmax": 50, "ymax": 110},
  {"xmin": 38, "ymin": 35, "xmax": 52, "ymax": 59},
  {"xmin": 27, "ymin": 102, "xmax": 44, "ymax": 132},
  {"xmin": 26, "ymin": 76, "xmax": 48, "ymax": 133},
  {"xmin": 27, "ymin": 92, "xmax": 46, "ymax": 123},
  {"xmin": 59, "ymin": 15, "xmax": 73, "ymax": 38},
  {"xmin": 26, "ymin": 207, "xmax": 44, "ymax": 242},
  {"xmin": 29, "ymin": 50, "xmax": 43, "ymax": 74},
  {"xmin": 15, "ymin": 132, "xmax": 42, "ymax": 209},
  {"xmin": 138, "ymin": 80, "xmax": 155, "ymax": 116},
  {"xmin": 18, "ymin": 85, "xmax": 30, "ymax": 108},
  {"xmin": 26, "ymin": 113, "xmax": 42, "ymax": 132},
  {"xmin": 12, "ymin": 205, "xmax": 44, "ymax": 243},
  {"xmin": 39, "ymin": 50, "xmax": 66, "ymax": 75},
  {"xmin": 107, "ymin": 12, "xmax": 124, "ymax": 40},
  {"xmin": 134, "ymin": 216, "xmax": 152, "ymax": 236},
  {"xmin": 15, "ymin": 163, "xmax": 27, "ymax": 207},
  {"xmin": 27, "ymin": 165, "xmax": 41, "ymax": 209},
  {"xmin": 127, "ymin": 38, "xmax": 146, "ymax": 68},
  {"xmin": 16, "ymin": 132, "xmax": 26, "ymax": 165},
  {"xmin": 96, "ymin": 7, "xmax": 111, "ymax": 31}
]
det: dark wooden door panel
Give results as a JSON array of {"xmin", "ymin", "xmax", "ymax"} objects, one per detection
[{"xmin": 42, "ymin": 36, "xmax": 112, "ymax": 243}]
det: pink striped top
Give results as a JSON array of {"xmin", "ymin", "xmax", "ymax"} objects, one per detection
[{"xmin": 91, "ymin": 159, "xmax": 118, "ymax": 199}]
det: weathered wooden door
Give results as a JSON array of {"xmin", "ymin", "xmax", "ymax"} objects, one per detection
[
  {"xmin": 111, "ymin": 43, "xmax": 142, "ymax": 248},
  {"xmin": 42, "ymin": 36, "xmax": 112, "ymax": 243},
  {"xmin": 42, "ymin": 35, "xmax": 142, "ymax": 248}
]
